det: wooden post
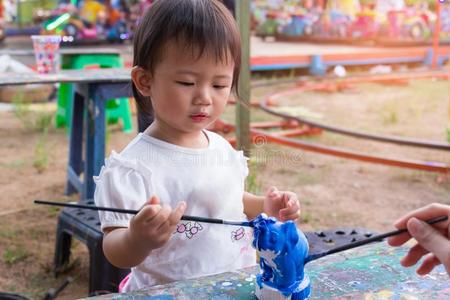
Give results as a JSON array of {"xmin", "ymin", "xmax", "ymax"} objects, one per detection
[
  {"xmin": 235, "ymin": 0, "xmax": 251, "ymax": 156},
  {"xmin": 431, "ymin": 0, "xmax": 441, "ymax": 69},
  {"xmin": 447, "ymin": 19, "xmax": 450, "ymax": 142}
]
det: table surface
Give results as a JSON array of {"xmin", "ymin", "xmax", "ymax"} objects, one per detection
[
  {"xmin": 0, "ymin": 48, "xmax": 121, "ymax": 56},
  {"xmin": 0, "ymin": 68, "xmax": 131, "ymax": 86},
  {"xmin": 83, "ymin": 241, "xmax": 450, "ymax": 299}
]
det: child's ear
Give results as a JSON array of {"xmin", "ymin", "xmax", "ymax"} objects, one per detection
[{"xmin": 131, "ymin": 66, "xmax": 152, "ymax": 97}]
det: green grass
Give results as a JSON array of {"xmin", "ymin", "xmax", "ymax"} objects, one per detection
[
  {"xmin": 0, "ymin": 228, "xmax": 20, "ymax": 239},
  {"xmin": 246, "ymin": 157, "xmax": 263, "ymax": 195},
  {"xmin": 33, "ymin": 134, "xmax": 49, "ymax": 173},
  {"xmin": 3, "ymin": 245, "xmax": 29, "ymax": 265},
  {"xmin": 296, "ymin": 172, "xmax": 321, "ymax": 186},
  {"xmin": 0, "ymin": 159, "xmax": 26, "ymax": 169},
  {"xmin": 301, "ymin": 211, "xmax": 313, "ymax": 224}
]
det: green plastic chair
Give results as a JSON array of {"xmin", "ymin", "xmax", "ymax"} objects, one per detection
[{"xmin": 55, "ymin": 53, "xmax": 133, "ymax": 133}]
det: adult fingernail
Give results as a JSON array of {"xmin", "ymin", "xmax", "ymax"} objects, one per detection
[{"xmin": 407, "ymin": 218, "xmax": 422, "ymax": 235}]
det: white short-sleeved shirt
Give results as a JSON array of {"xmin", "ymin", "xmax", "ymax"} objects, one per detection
[{"xmin": 94, "ymin": 130, "xmax": 256, "ymax": 292}]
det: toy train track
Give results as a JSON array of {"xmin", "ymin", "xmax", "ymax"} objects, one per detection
[{"xmin": 226, "ymin": 70, "xmax": 450, "ymax": 173}]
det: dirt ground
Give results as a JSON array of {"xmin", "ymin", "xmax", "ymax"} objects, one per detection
[{"xmin": 0, "ymin": 77, "xmax": 449, "ymax": 299}]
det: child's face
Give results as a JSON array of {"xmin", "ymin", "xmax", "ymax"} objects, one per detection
[{"xmin": 148, "ymin": 40, "xmax": 234, "ymax": 138}]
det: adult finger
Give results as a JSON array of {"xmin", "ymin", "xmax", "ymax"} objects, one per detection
[
  {"xmin": 394, "ymin": 203, "xmax": 450, "ymax": 230},
  {"xmin": 407, "ymin": 217, "xmax": 450, "ymax": 267},
  {"xmin": 416, "ymin": 253, "xmax": 441, "ymax": 275},
  {"xmin": 387, "ymin": 231, "xmax": 412, "ymax": 247},
  {"xmin": 400, "ymin": 243, "xmax": 429, "ymax": 267}
]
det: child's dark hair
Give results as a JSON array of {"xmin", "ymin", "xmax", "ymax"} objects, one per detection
[{"xmin": 132, "ymin": 0, "xmax": 241, "ymax": 125}]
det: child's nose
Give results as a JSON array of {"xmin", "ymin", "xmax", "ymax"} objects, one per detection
[{"xmin": 193, "ymin": 88, "xmax": 212, "ymax": 105}]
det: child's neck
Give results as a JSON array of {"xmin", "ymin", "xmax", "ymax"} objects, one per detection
[{"xmin": 144, "ymin": 123, "xmax": 209, "ymax": 149}]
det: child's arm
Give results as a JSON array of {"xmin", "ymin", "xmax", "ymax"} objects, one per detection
[
  {"xmin": 102, "ymin": 196, "xmax": 186, "ymax": 268},
  {"xmin": 243, "ymin": 187, "xmax": 301, "ymax": 222},
  {"xmin": 243, "ymin": 191, "xmax": 265, "ymax": 220}
]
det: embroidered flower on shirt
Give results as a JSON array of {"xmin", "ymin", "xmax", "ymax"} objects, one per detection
[
  {"xmin": 175, "ymin": 221, "xmax": 203, "ymax": 239},
  {"xmin": 231, "ymin": 227, "xmax": 245, "ymax": 242}
]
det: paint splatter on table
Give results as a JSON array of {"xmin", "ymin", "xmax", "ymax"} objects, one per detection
[{"xmin": 85, "ymin": 241, "xmax": 450, "ymax": 299}]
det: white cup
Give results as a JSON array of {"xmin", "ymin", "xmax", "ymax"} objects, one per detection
[{"xmin": 31, "ymin": 35, "xmax": 62, "ymax": 74}]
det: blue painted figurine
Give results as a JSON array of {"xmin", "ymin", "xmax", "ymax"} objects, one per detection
[{"xmin": 252, "ymin": 214, "xmax": 311, "ymax": 300}]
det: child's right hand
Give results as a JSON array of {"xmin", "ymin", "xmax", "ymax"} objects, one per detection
[{"xmin": 128, "ymin": 196, "xmax": 186, "ymax": 252}]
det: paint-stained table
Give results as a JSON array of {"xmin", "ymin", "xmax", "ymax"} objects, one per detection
[{"xmin": 83, "ymin": 241, "xmax": 450, "ymax": 299}]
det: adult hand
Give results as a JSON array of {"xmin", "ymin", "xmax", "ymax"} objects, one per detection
[{"xmin": 387, "ymin": 203, "xmax": 450, "ymax": 276}]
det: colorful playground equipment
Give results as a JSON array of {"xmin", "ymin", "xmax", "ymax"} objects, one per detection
[
  {"xmin": 279, "ymin": 8, "xmax": 317, "ymax": 38},
  {"xmin": 0, "ymin": 21, "xmax": 4, "ymax": 42},
  {"xmin": 250, "ymin": 45, "xmax": 450, "ymax": 74},
  {"xmin": 252, "ymin": 0, "xmax": 450, "ymax": 45},
  {"xmin": 55, "ymin": 53, "xmax": 133, "ymax": 133},
  {"xmin": 348, "ymin": 7, "xmax": 379, "ymax": 40},
  {"xmin": 41, "ymin": 0, "xmax": 130, "ymax": 44},
  {"xmin": 255, "ymin": 10, "xmax": 281, "ymax": 40}
]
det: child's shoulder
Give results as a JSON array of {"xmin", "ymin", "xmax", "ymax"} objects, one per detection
[
  {"xmin": 119, "ymin": 133, "xmax": 152, "ymax": 158},
  {"xmin": 100, "ymin": 133, "xmax": 153, "ymax": 175},
  {"xmin": 205, "ymin": 130, "xmax": 234, "ymax": 150}
]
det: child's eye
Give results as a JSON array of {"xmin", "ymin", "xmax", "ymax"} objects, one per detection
[
  {"xmin": 175, "ymin": 81, "xmax": 194, "ymax": 86},
  {"xmin": 213, "ymin": 85, "xmax": 228, "ymax": 89}
]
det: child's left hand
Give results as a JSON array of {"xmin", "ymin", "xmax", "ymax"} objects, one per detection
[{"xmin": 263, "ymin": 186, "xmax": 301, "ymax": 222}]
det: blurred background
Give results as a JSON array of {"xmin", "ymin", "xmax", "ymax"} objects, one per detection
[{"xmin": 0, "ymin": 0, "xmax": 449, "ymax": 299}]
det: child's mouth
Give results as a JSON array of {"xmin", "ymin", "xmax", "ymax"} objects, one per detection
[{"xmin": 190, "ymin": 113, "xmax": 209, "ymax": 122}]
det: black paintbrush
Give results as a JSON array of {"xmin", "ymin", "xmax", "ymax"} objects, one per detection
[
  {"xmin": 34, "ymin": 200, "xmax": 253, "ymax": 227},
  {"xmin": 304, "ymin": 215, "xmax": 448, "ymax": 264},
  {"xmin": 35, "ymin": 200, "xmax": 448, "ymax": 261}
]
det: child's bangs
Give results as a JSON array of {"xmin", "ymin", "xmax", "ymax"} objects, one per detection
[{"xmin": 167, "ymin": 0, "xmax": 241, "ymax": 66}]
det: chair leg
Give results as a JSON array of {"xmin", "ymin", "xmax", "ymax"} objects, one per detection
[
  {"xmin": 53, "ymin": 226, "xmax": 72, "ymax": 275},
  {"xmin": 88, "ymin": 237, "xmax": 126, "ymax": 294},
  {"xmin": 65, "ymin": 91, "xmax": 84, "ymax": 196},
  {"xmin": 118, "ymin": 98, "xmax": 133, "ymax": 133}
]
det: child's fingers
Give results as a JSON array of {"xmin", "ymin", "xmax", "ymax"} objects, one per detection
[
  {"xmin": 280, "ymin": 211, "xmax": 300, "ymax": 222},
  {"xmin": 159, "ymin": 202, "xmax": 187, "ymax": 232},
  {"xmin": 400, "ymin": 243, "xmax": 429, "ymax": 267},
  {"xmin": 157, "ymin": 219, "xmax": 171, "ymax": 233},
  {"xmin": 417, "ymin": 254, "xmax": 441, "ymax": 275},
  {"xmin": 279, "ymin": 204, "xmax": 300, "ymax": 221},
  {"xmin": 283, "ymin": 197, "xmax": 299, "ymax": 211},
  {"xmin": 279, "ymin": 204, "xmax": 296, "ymax": 214},
  {"xmin": 148, "ymin": 195, "xmax": 160, "ymax": 205},
  {"xmin": 148, "ymin": 205, "xmax": 172, "ymax": 227},
  {"xmin": 168, "ymin": 201, "xmax": 186, "ymax": 226},
  {"xmin": 266, "ymin": 186, "xmax": 279, "ymax": 198},
  {"xmin": 282, "ymin": 193, "xmax": 298, "ymax": 207},
  {"xmin": 134, "ymin": 203, "xmax": 162, "ymax": 224}
]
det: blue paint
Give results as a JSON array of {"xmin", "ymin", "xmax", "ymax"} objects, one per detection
[
  {"xmin": 252, "ymin": 214, "xmax": 311, "ymax": 299},
  {"xmin": 147, "ymin": 295, "xmax": 174, "ymax": 300}
]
